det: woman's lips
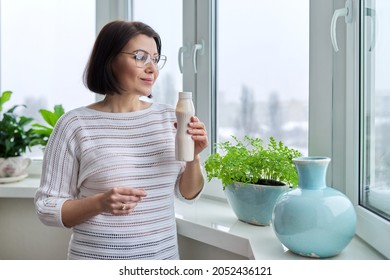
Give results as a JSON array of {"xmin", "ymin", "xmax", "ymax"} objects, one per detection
[{"xmin": 141, "ymin": 77, "xmax": 154, "ymax": 85}]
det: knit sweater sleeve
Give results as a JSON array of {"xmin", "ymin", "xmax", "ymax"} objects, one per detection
[{"xmin": 34, "ymin": 111, "xmax": 81, "ymax": 228}]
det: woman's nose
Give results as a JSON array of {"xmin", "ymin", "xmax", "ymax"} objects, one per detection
[{"xmin": 145, "ymin": 62, "xmax": 158, "ymax": 73}]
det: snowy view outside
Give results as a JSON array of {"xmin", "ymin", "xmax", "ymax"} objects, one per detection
[{"xmin": 216, "ymin": 0, "xmax": 309, "ymax": 155}]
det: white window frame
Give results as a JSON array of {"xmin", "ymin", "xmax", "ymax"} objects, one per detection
[
  {"xmin": 344, "ymin": 0, "xmax": 390, "ymax": 258},
  {"xmin": 96, "ymin": 0, "xmax": 130, "ymax": 32},
  {"xmin": 318, "ymin": 0, "xmax": 389, "ymax": 258},
  {"xmin": 181, "ymin": 0, "xmax": 224, "ymax": 199},
  {"xmin": 182, "ymin": 0, "xmax": 216, "ymax": 157}
]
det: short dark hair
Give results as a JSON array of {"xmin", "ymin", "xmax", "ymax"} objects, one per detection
[{"xmin": 83, "ymin": 21, "xmax": 161, "ymax": 95}]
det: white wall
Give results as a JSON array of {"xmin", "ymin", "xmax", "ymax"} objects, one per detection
[{"xmin": 0, "ymin": 198, "xmax": 71, "ymax": 260}]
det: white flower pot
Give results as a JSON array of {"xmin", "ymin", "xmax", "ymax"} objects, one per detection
[{"xmin": 0, "ymin": 156, "xmax": 31, "ymax": 180}]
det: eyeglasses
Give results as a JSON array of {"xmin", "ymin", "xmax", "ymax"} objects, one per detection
[{"xmin": 121, "ymin": 49, "xmax": 167, "ymax": 70}]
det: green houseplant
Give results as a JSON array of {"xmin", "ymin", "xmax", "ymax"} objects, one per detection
[
  {"xmin": 0, "ymin": 90, "xmax": 37, "ymax": 158},
  {"xmin": 204, "ymin": 135, "xmax": 302, "ymax": 226},
  {"xmin": 205, "ymin": 135, "xmax": 302, "ymax": 187},
  {"xmin": 30, "ymin": 104, "xmax": 65, "ymax": 147},
  {"xmin": 0, "ymin": 90, "xmax": 37, "ymax": 179}
]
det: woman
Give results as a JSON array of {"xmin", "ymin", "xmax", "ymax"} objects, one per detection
[{"xmin": 35, "ymin": 21, "xmax": 208, "ymax": 260}]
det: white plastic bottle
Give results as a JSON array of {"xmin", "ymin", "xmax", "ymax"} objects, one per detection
[{"xmin": 175, "ymin": 91, "xmax": 195, "ymax": 161}]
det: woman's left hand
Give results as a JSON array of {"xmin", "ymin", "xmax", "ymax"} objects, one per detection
[
  {"xmin": 174, "ymin": 116, "xmax": 209, "ymax": 156},
  {"xmin": 188, "ymin": 116, "xmax": 208, "ymax": 156}
]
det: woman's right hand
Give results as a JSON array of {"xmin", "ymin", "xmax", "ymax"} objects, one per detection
[
  {"xmin": 99, "ymin": 187, "xmax": 147, "ymax": 215},
  {"xmin": 62, "ymin": 186, "xmax": 147, "ymax": 227}
]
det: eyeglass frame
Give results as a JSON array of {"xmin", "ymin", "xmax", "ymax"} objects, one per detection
[{"xmin": 120, "ymin": 49, "xmax": 167, "ymax": 70}]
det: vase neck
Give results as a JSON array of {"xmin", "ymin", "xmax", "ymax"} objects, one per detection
[{"xmin": 294, "ymin": 157, "xmax": 330, "ymax": 190}]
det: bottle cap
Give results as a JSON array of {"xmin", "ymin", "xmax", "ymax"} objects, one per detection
[{"xmin": 178, "ymin": 92, "xmax": 192, "ymax": 99}]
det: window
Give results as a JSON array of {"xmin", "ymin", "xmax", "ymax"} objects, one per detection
[
  {"xmin": 1, "ymin": 0, "xmax": 388, "ymax": 259},
  {"xmin": 354, "ymin": 0, "xmax": 390, "ymax": 258},
  {"xmin": 360, "ymin": 0, "xmax": 390, "ymax": 222},
  {"xmin": 131, "ymin": 0, "xmax": 183, "ymax": 106},
  {"xmin": 217, "ymin": 0, "xmax": 309, "ymax": 157},
  {"xmin": 0, "ymin": 0, "xmax": 96, "ymax": 157},
  {"xmin": 332, "ymin": 0, "xmax": 390, "ymax": 258},
  {"xmin": 200, "ymin": 0, "xmax": 309, "ymax": 198}
]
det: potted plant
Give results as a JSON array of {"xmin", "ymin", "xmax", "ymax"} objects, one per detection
[
  {"xmin": 30, "ymin": 104, "xmax": 65, "ymax": 148},
  {"xmin": 0, "ymin": 90, "xmax": 37, "ymax": 181},
  {"xmin": 204, "ymin": 135, "xmax": 302, "ymax": 226}
]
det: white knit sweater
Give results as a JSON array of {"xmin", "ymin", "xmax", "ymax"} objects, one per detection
[{"xmin": 35, "ymin": 103, "xmax": 200, "ymax": 260}]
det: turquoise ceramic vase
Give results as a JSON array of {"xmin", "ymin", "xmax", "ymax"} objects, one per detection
[
  {"xmin": 272, "ymin": 156, "xmax": 356, "ymax": 258},
  {"xmin": 225, "ymin": 182, "xmax": 289, "ymax": 226}
]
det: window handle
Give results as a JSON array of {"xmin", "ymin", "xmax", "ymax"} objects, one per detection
[
  {"xmin": 192, "ymin": 40, "xmax": 204, "ymax": 74},
  {"xmin": 365, "ymin": 8, "xmax": 376, "ymax": 52},
  {"xmin": 178, "ymin": 45, "xmax": 187, "ymax": 74},
  {"xmin": 331, "ymin": 0, "xmax": 353, "ymax": 52},
  {"xmin": 177, "ymin": 44, "xmax": 190, "ymax": 74}
]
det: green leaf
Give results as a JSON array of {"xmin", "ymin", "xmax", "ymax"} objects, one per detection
[
  {"xmin": 38, "ymin": 104, "xmax": 64, "ymax": 127},
  {"xmin": 0, "ymin": 90, "xmax": 12, "ymax": 112},
  {"xmin": 18, "ymin": 116, "xmax": 34, "ymax": 127},
  {"xmin": 39, "ymin": 109, "xmax": 58, "ymax": 127},
  {"xmin": 54, "ymin": 104, "xmax": 65, "ymax": 117},
  {"xmin": 27, "ymin": 104, "xmax": 65, "ymax": 148},
  {"xmin": 31, "ymin": 124, "xmax": 53, "ymax": 136}
]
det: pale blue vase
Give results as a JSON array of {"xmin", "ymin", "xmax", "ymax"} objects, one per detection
[
  {"xmin": 225, "ymin": 182, "xmax": 289, "ymax": 226},
  {"xmin": 272, "ymin": 156, "xmax": 356, "ymax": 258}
]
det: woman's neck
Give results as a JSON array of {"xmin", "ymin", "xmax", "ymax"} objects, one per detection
[{"xmin": 88, "ymin": 94, "xmax": 151, "ymax": 113}]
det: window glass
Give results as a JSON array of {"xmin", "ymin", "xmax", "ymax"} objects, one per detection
[
  {"xmin": 0, "ymin": 0, "xmax": 96, "ymax": 157},
  {"xmin": 217, "ymin": 0, "xmax": 309, "ymax": 155},
  {"xmin": 132, "ymin": 0, "xmax": 183, "ymax": 106},
  {"xmin": 360, "ymin": 0, "xmax": 390, "ymax": 220}
]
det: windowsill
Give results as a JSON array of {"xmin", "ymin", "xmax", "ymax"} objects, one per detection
[
  {"xmin": 0, "ymin": 174, "xmax": 41, "ymax": 198},
  {"xmin": 0, "ymin": 175, "xmax": 386, "ymax": 260},
  {"xmin": 175, "ymin": 195, "xmax": 385, "ymax": 260}
]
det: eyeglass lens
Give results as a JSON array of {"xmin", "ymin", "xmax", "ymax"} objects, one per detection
[{"xmin": 134, "ymin": 51, "xmax": 166, "ymax": 70}]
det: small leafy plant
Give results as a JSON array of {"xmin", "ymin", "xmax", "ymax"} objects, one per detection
[
  {"xmin": 204, "ymin": 136, "xmax": 302, "ymax": 189},
  {"xmin": 30, "ymin": 104, "xmax": 65, "ymax": 147},
  {"xmin": 0, "ymin": 90, "xmax": 37, "ymax": 158}
]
